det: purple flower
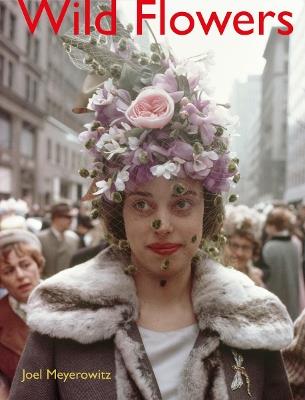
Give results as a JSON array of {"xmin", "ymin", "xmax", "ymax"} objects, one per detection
[
  {"xmin": 153, "ymin": 68, "xmax": 184, "ymax": 103},
  {"xmin": 203, "ymin": 154, "xmax": 234, "ymax": 193},
  {"xmin": 88, "ymin": 79, "xmax": 131, "ymax": 126},
  {"xmin": 181, "ymin": 98, "xmax": 217, "ymax": 145},
  {"xmin": 184, "ymin": 151, "xmax": 218, "ymax": 180}
]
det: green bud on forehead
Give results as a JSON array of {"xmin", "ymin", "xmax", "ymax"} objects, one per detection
[
  {"xmin": 173, "ymin": 183, "xmax": 187, "ymax": 196},
  {"xmin": 152, "ymin": 219, "xmax": 162, "ymax": 230},
  {"xmin": 79, "ymin": 168, "xmax": 90, "ymax": 178},
  {"xmin": 191, "ymin": 235, "xmax": 197, "ymax": 243},
  {"xmin": 112, "ymin": 192, "xmax": 123, "ymax": 203}
]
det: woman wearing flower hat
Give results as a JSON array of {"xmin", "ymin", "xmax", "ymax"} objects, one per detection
[
  {"xmin": 0, "ymin": 229, "xmax": 44, "ymax": 399},
  {"xmin": 10, "ymin": 9, "xmax": 293, "ymax": 400},
  {"xmin": 222, "ymin": 205, "xmax": 265, "ymax": 287}
]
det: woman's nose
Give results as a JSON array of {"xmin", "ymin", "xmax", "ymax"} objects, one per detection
[
  {"xmin": 153, "ymin": 210, "xmax": 174, "ymax": 235},
  {"xmin": 15, "ymin": 266, "xmax": 26, "ymax": 279}
]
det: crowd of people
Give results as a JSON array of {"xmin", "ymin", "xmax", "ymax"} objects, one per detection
[{"xmin": 0, "ymin": 197, "xmax": 304, "ymax": 398}]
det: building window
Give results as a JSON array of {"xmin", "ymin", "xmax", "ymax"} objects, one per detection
[
  {"xmin": 8, "ymin": 61, "xmax": 13, "ymax": 88},
  {"xmin": 26, "ymin": 32, "xmax": 31, "ymax": 55},
  {"xmin": 9, "ymin": 13, "xmax": 15, "ymax": 41},
  {"xmin": 0, "ymin": 3, "xmax": 5, "ymax": 34},
  {"xmin": 33, "ymin": 80, "xmax": 38, "ymax": 102},
  {"xmin": 34, "ymin": 37, "xmax": 40, "ymax": 62},
  {"xmin": 56, "ymin": 143, "xmax": 61, "ymax": 164},
  {"xmin": 0, "ymin": 110, "xmax": 11, "ymax": 150},
  {"xmin": 47, "ymin": 138, "xmax": 52, "ymax": 161},
  {"xmin": 0, "ymin": 54, "xmax": 3, "ymax": 85},
  {"xmin": 20, "ymin": 124, "xmax": 35, "ymax": 159},
  {"xmin": 25, "ymin": 74, "xmax": 30, "ymax": 100}
]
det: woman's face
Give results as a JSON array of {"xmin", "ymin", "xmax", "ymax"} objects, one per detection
[
  {"xmin": 0, "ymin": 248, "xmax": 41, "ymax": 303},
  {"xmin": 224, "ymin": 234, "xmax": 254, "ymax": 271},
  {"xmin": 123, "ymin": 177, "xmax": 204, "ymax": 278}
]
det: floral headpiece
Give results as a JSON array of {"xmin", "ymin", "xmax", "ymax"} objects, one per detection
[{"xmin": 62, "ymin": 1, "xmax": 239, "ymax": 205}]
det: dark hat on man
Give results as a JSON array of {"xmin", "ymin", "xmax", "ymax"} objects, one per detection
[
  {"xmin": 77, "ymin": 214, "xmax": 94, "ymax": 230},
  {"xmin": 51, "ymin": 203, "xmax": 76, "ymax": 219}
]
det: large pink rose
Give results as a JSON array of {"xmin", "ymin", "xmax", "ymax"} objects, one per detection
[{"xmin": 126, "ymin": 88, "xmax": 175, "ymax": 129}]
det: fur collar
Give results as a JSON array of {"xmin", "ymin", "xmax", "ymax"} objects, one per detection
[{"xmin": 27, "ymin": 246, "xmax": 293, "ymax": 350}]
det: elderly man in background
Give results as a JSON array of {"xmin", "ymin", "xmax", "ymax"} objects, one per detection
[
  {"xmin": 0, "ymin": 229, "xmax": 44, "ymax": 399},
  {"xmin": 38, "ymin": 203, "xmax": 79, "ymax": 278}
]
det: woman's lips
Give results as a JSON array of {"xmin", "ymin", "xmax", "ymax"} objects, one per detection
[
  {"xmin": 18, "ymin": 283, "xmax": 32, "ymax": 292},
  {"xmin": 147, "ymin": 243, "xmax": 182, "ymax": 256}
]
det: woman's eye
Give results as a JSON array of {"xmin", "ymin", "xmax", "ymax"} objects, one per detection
[
  {"xmin": 175, "ymin": 199, "xmax": 192, "ymax": 211},
  {"xmin": 133, "ymin": 200, "xmax": 150, "ymax": 211}
]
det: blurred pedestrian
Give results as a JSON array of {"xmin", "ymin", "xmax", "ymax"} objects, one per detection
[
  {"xmin": 38, "ymin": 203, "xmax": 79, "ymax": 278},
  {"xmin": 0, "ymin": 229, "xmax": 44, "ymax": 397},
  {"xmin": 283, "ymin": 308, "xmax": 305, "ymax": 400},
  {"xmin": 222, "ymin": 205, "xmax": 265, "ymax": 286},
  {"xmin": 75, "ymin": 214, "xmax": 94, "ymax": 248},
  {"xmin": 263, "ymin": 208, "xmax": 300, "ymax": 320}
]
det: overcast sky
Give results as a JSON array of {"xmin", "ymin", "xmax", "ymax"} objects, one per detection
[{"xmin": 119, "ymin": 0, "xmax": 303, "ymax": 100}]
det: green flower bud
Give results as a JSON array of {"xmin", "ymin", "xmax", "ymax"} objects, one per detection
[
  {"xmin": 97, "ymin": 66, "xmax": 106, "ymax": 76},
  {"xmin": 90, "ymin": 209, "xmax": 99, "ymax": 219},
  {"xmin": 228, "ymin": 161, "xmax": 238, "ymax": 174},
  {"xmin": 193, "ymin": 142, "xmax": 203, "ymax": 155},
  {"xmin": 90, "ymin": 170, "xmax": 98, "ymax": 178},
  {"xmin": 79, "ymin": 168, "xmax": 90, "ymax": 178},
  {"xmin": 233, "ymin": 173, "xmax": 241, "ymax": 184},
  {"xmin": 213, "ymin": 195, "xmax": 223, "ymax": 207},
  {"xmin": 91, "ymin": 121, "xmax": 101, "ymax": 130},
  {"xmin": 112, "ymin": 192, "xmax": 123, "ymax": 203},
  {"xmin": 139, "ymin": 57, "xmax": 149, "ymax": 65},
  {"xmin": 90, "ymin": 36, "xmax": 97, "ymax": 45},
  {"xmin": 138, "ymin": 151, "xmax": 149, "ymax": 164},
  {"xmin": 173, "ymin": 183, "xmax": 187, "ymax": 196},
  {"xmin": 110, "ymin": 64, "xmax": 122, "ymax": 79},
  {"xmin": 131, "ymin": 51, "xmax": 140, "ymax": 60},
  {"xmin": 229, "ymin": 194, "xmax": 239, "ymax": 203},
  {"xmin": 151, "ymin": 52, "xmax": 161, "ymax": 64},
  {"xmin": 91, "ymin": 199, "xmax": 100, "ymax": 209},
  {"xmin": 84, "ymin": 55, "xmax": 93, "ymax": 64},
  {"xmin": 150, "ymin": 43, "xmax": 160, "ymax": 53},
  {"xmin": 124, "ymin": 264, "xmax": 138, "ymax": 275},
  {"xmin": 152, "ymin": 219, "xmax": 162, "ymax": 230},
  {"xmin": 161, "ymin": 259, "xmax": 170, "ymax": 271},
  {"xmin": 118, "ymin": 38, "xmax": 127, "ymax": 51},
  {"xmin": 232, "ymin": 157, "xmax": 240, "ymax": 165},
  {"xmin": 85, "ymin": 139, "xmax": 95, "ymax": 150},
  {"xmin": 191, "ymin": 235, "xmax": 197, "ymax": 243},
  {"xmin": 127, "ymin": 23, "xmax": 133, "ymax": 33},
  {"xmin": 118, "ymin": 240, "xmax": 130, "ymax": 250},
  {"xmin": 215, "ymin": 127, "xmax": 224, "ymax": 137}
]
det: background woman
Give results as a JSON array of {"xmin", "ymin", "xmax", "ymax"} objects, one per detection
[{"xmin": 0, "ymin": 229, "xmax": 44, "ymax": 399}]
